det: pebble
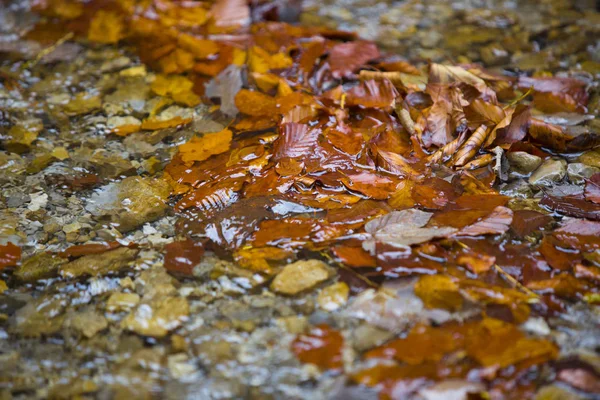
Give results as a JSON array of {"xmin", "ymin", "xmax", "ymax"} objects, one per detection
[
  {"xmin": 65, "ymin": 310, "xmax": 108, "ymax": 338},
  {"xmin": 317, "ymin": 282, "xmax": 350, "ymax": 311},
  {"xmin": 60, "ymin": 247, "xmax": 138, "ymax": 278},
  {"xmin": 106, "ymin": 292, "xmax": 140, "ymax": 312},
  {"xmin": 566, "ymin": 162, "xmax": 600, "ymax": 184},
  {"xmin": 507, "ymin": 151, "xmax": 542, "ymax": 175},
  {"xmin": 121, "ymin": 296, "xmax": 189, "ymax": 337},
  {"xmin": 270, "ymin": 259, "xmax": 334, "ymax": 295},
  {"xmin": 529, "ymin": 158, "xmax": 567, "ymax": 187},
  {"xmin": 14, "ymin": 252, "xmax": 66, "ymax": 282},
  {"xmin": 578, "ymin": 148, "xmax": 600, "ymax": 168}
]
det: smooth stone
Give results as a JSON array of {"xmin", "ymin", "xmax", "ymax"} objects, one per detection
[
  {"xmin": 567, "ymin": 162, "xmax": 600, "ymax": 184},
  {"xmin": 60, "ymin": 247, "xmax": 138, "ymax": 278},
  {"xmin": 507, "ymin": 151, "xmax": 542, "ymax": 175},
  {"xmin": 270, "ymin": 259, "xmax": 334, "ymax": 295},
  {"xmin": 529, "ymin": 158, "xmax": 567, "ymax": 187}
]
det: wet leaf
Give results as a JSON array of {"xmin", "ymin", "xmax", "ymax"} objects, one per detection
[
  {"xmin": 364, "ymin": 209, "xmax": 457, "ymax": 252},
  {"xmin": 0, "ymin": 242, "xmax": 21, "ymax": 270},
  {"xmin": 328, "ymin": 40, "xmax": 380, "ymax": 79},
  {"xmin": 414, "ymin": 274, "xmax": 463, "ymax": 311},
  {"xmin": 178, "ymin": 129, "xmax": 233, "ymax": 164},
  {"xmin": 584, "ymin": 173, "xmax": 600, "ymax": 204},
  {"xmin": 164, "ymin": 239, "xmax": 204, "ymax": 276},
  {"xmin": 291, "ymin": 324, "xmax": 344, "ymax": 370}
]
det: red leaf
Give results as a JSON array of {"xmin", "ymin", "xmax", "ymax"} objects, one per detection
[
  {"xmin": 0, "ymin": 242, "xmax": 21, "ymax": 270},
  {"xmin": 164, "ymin": 239, "xmax": 204, "ymax": 276},
  {"xmin": 328, "ymin": 40, "xmax": 380, "ymax": 79},
  {"xmin": 59, "ymin": 241, "xmax": 122, "ymax": 258},
  {"xmin": 291, "ymin": 324, "xmax": 344, "ymax": 371},
  {"xmin": 540, "ymin": 194, "xmax": 600, "ymax": 221},
  {"xmin": 456, "ymin": 206, "xmax": 513, "ymax": 236},
  {"xmin": 584, "ymin": 173, "xmax": 600, "ymax": 204},
  {"xmin": 273, "ymin": 123, "xmax": 320, "ymax": 160},
  {"xmin": 344, "ymin": 79, "xmax": 398, "ymax": 109}
]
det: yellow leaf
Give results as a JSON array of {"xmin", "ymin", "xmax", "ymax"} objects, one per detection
[
  {"xmin": 414, "ymin": 274, "xmax": 463, "ymax": 311},
  {"xmin": 88, "ymin": 11, "xmax": 125, "ymax": 44},
  {"xmin": 179, "ymin": 129, "xmax": 233, "ymax": 164}
]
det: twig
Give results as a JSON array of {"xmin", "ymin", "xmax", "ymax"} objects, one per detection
[
  {"xmin": 23, "ymin": 32, "xmax": 74, "ymax": 70},
  {"xmin": 455, "ymin": 241, "xmax": 539, "ymax": 300},
  {"xmin": 493, "ymin": 264, "xmax": 540, "ymax": 300},
  {"xmin": 503, "ymin": 87, "xmax": 533, "ymax": 110}
]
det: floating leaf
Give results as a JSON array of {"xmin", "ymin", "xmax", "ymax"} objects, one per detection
[
  {"xmin": 0, "ymin": 242, "xmax": 21, "ymax": 270},
  {"xmin": 178, "ymin": 129, "xmax": 233, "ymax": 165},
  {"xmin": 164, "ymin": 239, "xmax": 204, "ymax": 275},
  {"xmin": 291, "ymin": 324, "xmax": 344, "ymax": 371}
]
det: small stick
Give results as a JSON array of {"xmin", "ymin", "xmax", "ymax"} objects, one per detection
[
  {"xmin": 493, "ymin": 264, "xmax": 540, "ymax": 300},
  {"xmin": 24, "ymin": 32, "xmax": 74, "ymax": 70}
]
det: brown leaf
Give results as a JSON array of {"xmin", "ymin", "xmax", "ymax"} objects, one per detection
[
  {"xmin": 510, "ymin": 210, "xmax": 553, "ymax": 237},
  {"xmin": 291, "ymin": 324, "xmax": 344, "ymax": 370},
  {"xmin": 584, "ymin": 173, "xmax": 600, "ymax": 204},
  {"xmin": 328, "ymin": 40, "xmax": 380, "ymax": 79},
  {"xmin": 164, "ymin": 239, "xmax": 204, "ymax": 275},
  {"xmin": 528, "ymin": 118, "xmax": 600, "ymax": 152},
  {"xmin": 210, "ymin": 0, "xmax": 250, "ymax": 28},
  {"xmin": 0, "ymin": 242, "xmax": 21, "ymax": 270},
  {"xmin": 540, "ymin": 194, "xmax": 600, "ymax": 221},
  {"xmin": 456, "ymin": 206, "xmax": 513, "ymax": 236},
  {"xmin": 454, "ymin": 125, "xmax": 489, "ymax": 167},
  {"xmin": 178, "ymin": 129, "xmax": 233, "ymax": 165},
  {"xmin": 273, "ymin": 123, "xmax": 320, "ymax": 160},
  {"xmin": 518, "ymin": 76, "xmax": 588, "ymax": 114},
  {"xmin": 344, "ymin": 79, "xmax": 398, "ymax": 109}
]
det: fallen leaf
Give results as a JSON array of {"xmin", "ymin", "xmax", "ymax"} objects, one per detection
[
  {"xmin": 584, "ymin": 173, "xmax": 600, "ymax": 204},
  {"xmin": 363, "ymin": 209, "xmax": 457, "ymax": 253},
  {"xmin": 0, "ymin": 242, "xmax": 21, "ymax": 270},
  {"xmin": 178, "ymin": 129, "xmax": 233, "ymax": 164},
  {"xmin": 164, "ymin": 239, "xmax": 204, "ymax": 275},
  {"xmin": 328, "ymin": 40, "xmax": 380, "ymax": 79},
  {"xmin": 291, "ymin": 324, "xmax": 344, "ymax": 370}
]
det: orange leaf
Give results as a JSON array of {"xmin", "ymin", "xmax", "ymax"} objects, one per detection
[
  {"xmin": 292, "ymin": 324, "xmax": 344, "ymax": 371},
  {"xmin": 234, "ymin": 89, "xmax": 278, "ymax": 117},
  {"xmin": 0, "ymin": 242, "xmax": 21, "ymax": 270},
  {"xmin": 178, "ymin": 129, "xmax": 233, "ymax": 165}
]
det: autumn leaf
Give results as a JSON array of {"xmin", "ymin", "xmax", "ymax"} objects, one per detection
[
  {"xmin": 210, "ymin": 0, "xmax": 250, "ymax": 28},
  {"xmin": 88, "ymin": 11, "xmax": 125, "ymax": 44},
  {"xmin": 0, "ymin": 242, "xmax": 21, "ymax": 270},
  {"xmin": 363, "ymin": 209, "xmax": 457, "ymax": 253},
  {"xmin": 291, "ymin": 324, "xmax": 344, "ymax": 370},
  {"xmin": 328, "ymin": 40, "xmax": 380, "ymax": 79},
  {"xmin": 456, "ymin": 206, "xmax": 513, "ymax": 236},
  {"xmin": 584, "ymin": 173, "xmax": 600, "ymax": 204},
  {"xmin": 164, "ymin": 239, "xmax": 204, "ymax": 275},
  {"xmin": 414, "ymin": 274, "xmax": 463, "ymax": 311},
  {"xmin": 234, "ymin": 89, "xmax": 278, "ymax": 117},
  {"xmin": 178, "ymin": 129, "xmax": 233, "ymax": 165},
  {"xmin": 518, "ymin": 76, "xmax": 588, "ymax": 114}
]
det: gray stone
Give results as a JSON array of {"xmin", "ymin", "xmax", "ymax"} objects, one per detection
[
  {"xmin": 529, "ymin": 158, "xmax": 567, "ymax": 187},
  {"xmin": 567, "ymin": 162, "xmax": 600, "ymax": 184},
  {"xmin": 507, "ymin": 151, "xmax": 542, "ymax": 175}
]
